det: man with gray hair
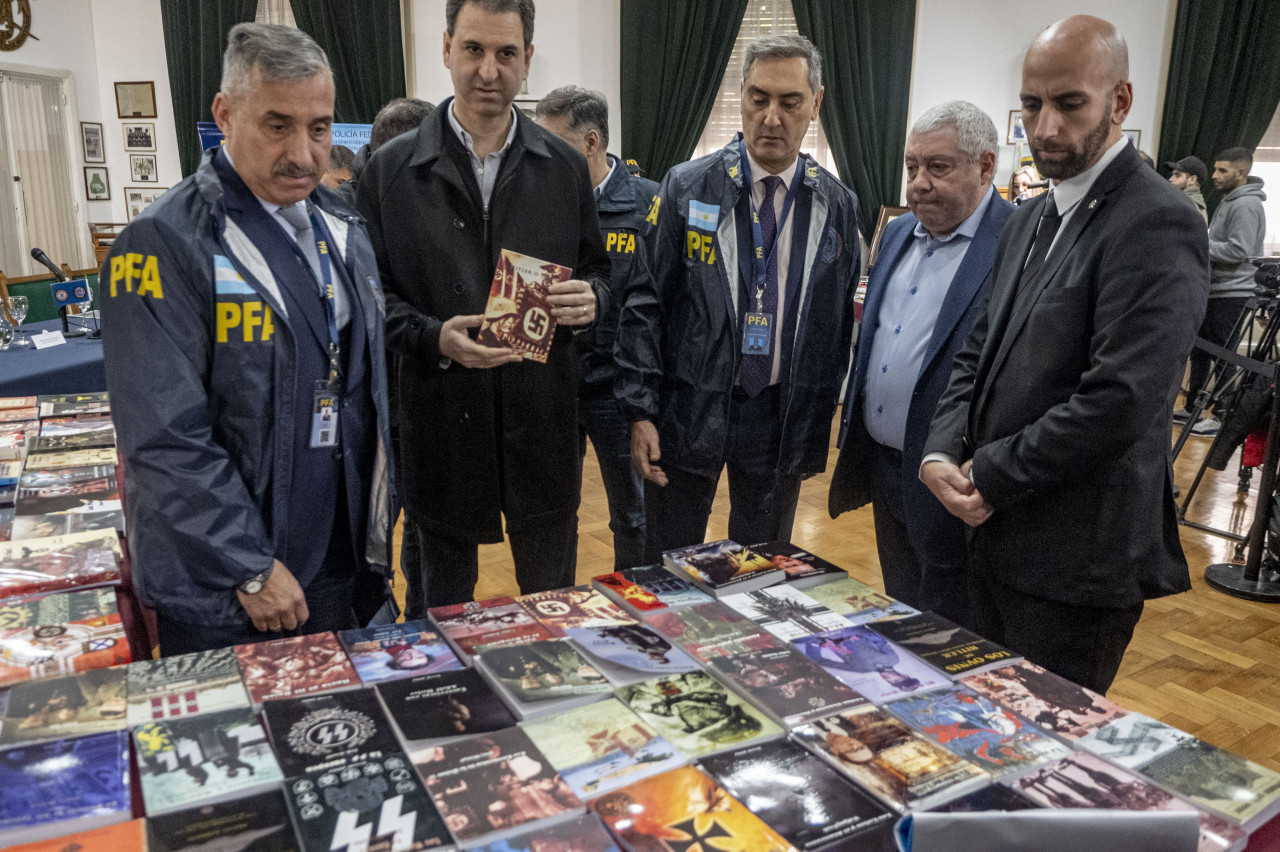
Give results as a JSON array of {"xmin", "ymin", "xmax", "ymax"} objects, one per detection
[
  {"xmin": 101, "ymin": 23, "xmax": 393, "ymax": 654},
  {"xmin": 829, "ymin": 101, "xmax": 1013, "ymax": 627},
  {"xmin": 537, "ymin": 85, "xmax": 658, "ymax": 570},
  {"xmin": 616, "ymin": 34, "xmax": 860, "ymax": 557}
]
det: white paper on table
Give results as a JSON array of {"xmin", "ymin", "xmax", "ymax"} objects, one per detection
[{"xmin": 31, "ymin": 330, "xmax": 67, "ymax": 349}]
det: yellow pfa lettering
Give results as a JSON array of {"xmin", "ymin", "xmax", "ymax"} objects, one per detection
[
  {"xmin": 645, "ymin": 195, "xmax": 661, "ymax": 226},
  {"xmin": 216, "ymin": 302, "xmax": 241, "ymax": 343},
  {"xmin": 107, "ymin": 253, "xmax": 163, "ymax": 299},
  {"xmin": 137, "ymin": 256, "xmax": 163, "ymax": 299},
  {"xmin": 261, "ymin": 305, "xmax": 275, "ymax": 341},
  {"xmin": 216, "ymin": 300, "xmax": 274, "ymax": 343},
  {"xmin": 606, "ymin": 232, "xmax": 617, "ymax": 252},
  {"xmin": 606, "ymin": 231, "xmax": 636, "ymax": 254},
  {"xmin": 746, "ymin": 314, "xmax": 768, "ymax": 326},
  {"xmin": 241, "ymin": 300, "xmax": 262, "ymax": 342},
  {"xmin": 109, "ymin": 256, "xmax": 125, "ymax": 297},
  {"xmin": 685, "ymin": 232, "xmax": 716, "ymax": 265}
]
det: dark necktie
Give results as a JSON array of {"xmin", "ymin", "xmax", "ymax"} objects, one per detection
[
  {"xmin": 278, "ymin": 202, "xmax": 324, "ymax": 287},
  {"xmin": 1019, "ymin": 192, "xmax": 1062, "ymax": 288},
  {"xmin": 739, "ymin": 175, "xmax": 783, "ymax": 397}
]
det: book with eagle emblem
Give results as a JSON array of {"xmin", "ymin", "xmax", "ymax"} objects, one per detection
[{"xmin": 476, "ymin": 248, "xmax": 571, "ymax": 363}]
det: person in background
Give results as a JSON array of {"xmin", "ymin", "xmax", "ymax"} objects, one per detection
[
  {"xmin": 1165, "ymin": 155, "xmax": 1208, "ymax": 224},
  {"xmin": 1008, "ymin": 164, "xmax": 1043, "ymax": 205},
  {"xmin": 334, "ymin": 97, "xmax": 435, "ymax": 209},
  {"xmin": 322, "ymin": 143, "xmax": 354, "ymax": 189}
]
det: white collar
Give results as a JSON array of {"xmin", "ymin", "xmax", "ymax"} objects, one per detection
[
  {"xmin": 1048, "ymin": 137, "xmax": 1129, "ymax": 217},
  {"xmin": 448, "ymin": 101, "xmax": 519, "ymax": 157},
  {"xmin": 744, "ymin": 146, "xmax": 799, "ymax": 189}
]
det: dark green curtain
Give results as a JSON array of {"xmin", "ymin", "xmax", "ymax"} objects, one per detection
[
  {"xmin": 160, "ymin": 1, "xmax": 258, "ymax": 177},
  {"xmin": 289, "ymin": 0, "xmax": 406, "ymax": 124},
  {"xmin": 1157, "ymin": 0, "xmax": 1280, "ymax": 217},
  {"xmin": 793, "ymin": 0, "xmax": 916, "ymax": 243},
  {"xmin": 620, "ymin": 0, "xmax": 749, "ymax": 182}
]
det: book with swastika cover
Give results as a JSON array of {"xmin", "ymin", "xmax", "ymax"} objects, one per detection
[{"xmin": 476, "ymin": 249, "xmax": 570, "ymax": 363}]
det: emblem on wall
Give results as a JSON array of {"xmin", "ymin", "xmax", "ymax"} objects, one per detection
[{"xmin": 0, "ymin": 1, "xmax": 34, "ymax": 52}]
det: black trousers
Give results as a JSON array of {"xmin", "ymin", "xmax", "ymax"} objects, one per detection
[
  {"xmin": 1185, "ymin": 296, "xmax": 1249, "ymax": 412},
  {"xmin": 643, "ymin": 386, "xmax": 802, "ymax": 562}
]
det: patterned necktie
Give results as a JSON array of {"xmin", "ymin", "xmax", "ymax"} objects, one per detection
[
  {"xmin": 739, "ymin": 174, "xmax": 784, "ymax": 397},
  {"xmin": 278, "ymin": 202, "xmax": 324, "ymax": 287},
  {"xmin": 1019, "ymin": 191, "xmax": 1062, "ymax": 288}
]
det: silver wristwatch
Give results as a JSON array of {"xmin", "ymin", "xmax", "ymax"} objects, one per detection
[{"xmin": 239, "ymin": 563, "xmax": 274, "ymax": 595}]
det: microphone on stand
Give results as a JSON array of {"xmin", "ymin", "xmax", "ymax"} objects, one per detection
[{"xmin": 30, "ymin": 247, "xmax": 88, "ymax": 337}]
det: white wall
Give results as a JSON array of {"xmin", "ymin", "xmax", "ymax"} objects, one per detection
[
  {"xmin": 908, "ymin": 0, "xmax": 1177, "ymax": 201},
  {"xmin": 408, "ymin": 0, "xmax": 622, "ymax": 152}
]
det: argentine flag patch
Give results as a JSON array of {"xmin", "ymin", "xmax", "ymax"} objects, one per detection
[
  {"xmin": 214, "ymin": 255, "xmax": 255, "ymax": 295},
  {"xmin": 688, "ymin": 200, "xmax": 720, "ymax": 232}
]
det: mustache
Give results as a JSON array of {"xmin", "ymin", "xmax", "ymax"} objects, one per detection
[{"xmin": 273, "ymin": 162, "xmax": 317, "ymax": 179}]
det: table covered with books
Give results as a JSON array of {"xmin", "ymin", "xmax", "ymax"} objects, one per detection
[{"xmin": 1, "ymin": 392, "xmax": 1279, "ymax": 851}]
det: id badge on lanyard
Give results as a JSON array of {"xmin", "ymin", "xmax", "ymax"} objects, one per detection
[
  {"xmin": 738, "ymin": 138, "xmax": 801, "ymax": 357},
  {"xmin": 307, "ymin": 208, "xmax": 343, "ymax": 449}
]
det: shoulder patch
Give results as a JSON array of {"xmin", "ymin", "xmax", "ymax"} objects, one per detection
[
  {"xmin": 688, "ymin": 200, "xmax": 720, "ymax": 232},
  {"xmin": 214, "ymin": 255, "xmax": 255, "ymax": 295}
]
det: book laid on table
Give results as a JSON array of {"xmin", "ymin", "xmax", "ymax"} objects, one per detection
[
  {"xmin": 514, "ymin": 585, "xmax": 635, "ymax": 637},
  {"xmin": 647, "ymin": 599, "xmax": 779, "ymax": 663},
  {"xmin": 698, "ymin": 738, "xmax": 897, "ymax": 852},
  {"xmin": 883, "ymin": 684, "xmax": 1071, "ymax": 780},
  {"xmin": 867, "ymin": 611, "xmax": 1017, "ymax": 676},
  {"xmin": 473, "ymin": 638, "xmax": 612, "ymax": 720},
  {"xmin": 0, "ymin": 508, "xmax": 11, "ymax": 542},
  {"xmin": 615, "ymin": 671, "xmax": 783, "ymax": 760},
  {"xmin": 589, "ymin": 764, "xmax": 794, "ymax": 852},
  {"xmin": 31, "ymin": 425, "xmax": 116, "ymax": 453},
  {"xmin": 7, "ymin": 506, "xmax": 124, "ymax": 541},
  {"xmin": 789, "ymin": 704, "xmax": 987, "ymax": 812},
  {"xmin": 463, "ymin": 812, "xmax": 620, "ymax": 852},
  {"xmin": 0, "ymin": 730, "xmax": 131, "ymax": 846},
  {"xmin": 960, "ymin": 659, "xmax": 1129, "ymax": 741},
  {"xmin": 1076, "ymin": 712, "xmax": 1280, "ymax": 831},
  {"xmin": 564, "ymin": 623, "xmax": 700, "ymax": 685},
  {"xmin": 0, "ymin": 421, "xmax": 35, "ymax": 462},
  {"xmin": 0, "ymin": 587, "xmax": 130, "ymax": 686},
  {"xmin": 520, "ymin": 697, "xmax": 685, "ymax": 799},
  {"xmin": 719, "ymin": 585, "xmax": 850, "ymax": 641},
  {"xmin": 126, "ymin": 646, "xmax": 251, "ymax": 726},
  {"xmin": 415, "ymin": 725, "xmax": 584, "ymax": 846},
  {"xmin": 429, "ymin": 595, "xmax": 555, "ymax": 662},
  {"xmin": 6, "ymin": 818, "xmax": 146, "ymax": 852},
  {"xmin": 927, "ymin": 783, "xmax": 1040, "ymax": 813},
  {"xmin": 22, "ymin": 447, "xmax": 118, "ymax": 471},
  {"xmin": 663, "ymin": 539, "xmax": 785, "ymax": 597},
  {"xmin": 13, "ymin": 464, "xmax": 120, "ymax": 518},
  {"xmin": 378, "ymin": 667, "xmax": 517, "ymax": 750},
  {"xmin": 133, "ymin": 706, "xmax": 283, "ymax": 815},
  {"xmin": 234, "ymin": 632, "xmax": 359, "ymax": 706},
  {"xmin": 706, "ymin": 644, "xmax": 866, "ymax": 728},
  {"xmin": 1009, "ymin": 752, "xmax": 1247, "ymax": 852},
  {"xmin": 146, "ymin": 789, "xmax": 301, "ymax": 852},
  {"xmin": 0, "ymin": 528, "xmax": 122, "ymax": 599},
  {"xmin": 337, "ymin": 619, "xmax": 464, "ymax": 684},
  {"xmin": 36, "ymin": 415, "xmax": 113, "ymax": 437},
  {"xmin": 36, "ymin": 393, "xmax": 110, "ymax": 419},
  {"xmin": 747, "ymin": 540, "xmax": 849, "ymax": 589},
  {"xmin": 791, "ymin": 624, "xmax": 949, "ymax": 703},
  {"xmin": 260, "ymin": 688, "xmax": 403, "ymax": 778},
  {"xmin": 803, "ymin": 576, "xmax": 919, "ymax": 625},
  {"xmin": 476, "ymin": 249, "xmax": 571, "ymax": 363},
  {"xmin": 0, "ymin": 397, "xmax": 37, "ymax": 417},
  {"xmin": 591, "ymin": 563, "xmax": 712, "ymax": 619},
  {"xmin": 0, "ymin": 667, "xmax": 126, "ymax": 745}
]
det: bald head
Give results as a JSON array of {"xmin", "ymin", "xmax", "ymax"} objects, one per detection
[{"xmin": 1020, "ymin": 15, "xmax": 1133, "ymax": 180}]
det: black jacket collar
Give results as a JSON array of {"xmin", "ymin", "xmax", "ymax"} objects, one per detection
[{"xmin": 409, "ymin": 96, "xmax": 551, "ymax": 168}]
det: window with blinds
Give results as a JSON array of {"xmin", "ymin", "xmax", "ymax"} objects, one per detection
[
  {"xmin": 691, "ymin": 0, "xmax": 836, "ymax": 175},
  {"xmin": 255, "ymin": 0, "xmax": 297, "ymax": 28},
  {"xmin": 1257, "ymin": 105, "xmax": 1280, "ymax": 163},
  {"xmin": 1253, "ymin": 105, "xmax": 1279, "ymax": 255}
]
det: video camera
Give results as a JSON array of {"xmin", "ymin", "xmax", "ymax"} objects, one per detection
[{"xmin": 1254, "ymin": 257, "xmax": 1280, "ymax": 297}]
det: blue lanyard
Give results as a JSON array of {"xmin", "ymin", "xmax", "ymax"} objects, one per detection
[
  {"xmin": 308, "ymin": 209, "xmax": 342, "ymax": 387},
  {"xmin": 737, "ymin": 137, "xmax": 804, "ymax": 311}
]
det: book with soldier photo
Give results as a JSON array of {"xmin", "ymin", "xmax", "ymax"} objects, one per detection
[
  {"xmin": 1076, "ymin": 712, "xmax": 1280, "ymax": 830},
  {"xmin": 0, "ymin": 528, "xmax": 122, "ymax": 599},
  {"xmin": 719, "ymin": 585, "xmax": 850, "ymax": 641},
  {"xmin": 960, "ymin": 660, "xmax": 1129, "ymax": 741},
  {"xmin": 747, "ymin": 541, "xmax": 849, "ymax": 590},
  {"xmin": 146, "ymin": 789, "xmax": 301, "ymax": 852},
  {"xmin": 868, "ymin": 611, "xmax": 1017, "ymax": 676},
  {"xmin": 7, "ymin": 508, "xmax": 124, "ymax": 542},
  {"xmin": 429, "ymin": 595, "xmax": 555, "ymax": 662},
  {"xmin": 126, "ymin": 647, "xmax": 251, "ymax": 727},
  {"xmin": 336, "ymin": 619, "xmax": 463, "ymax": 684},
  {"xmin": 707, "ymin": 644, "xmax": 866, "ymax": 728},
  {"xmin": 790, "ymin": 704, "xmax": 987, "ymax": 812},
  {"xmin": 515, "ymin": 585, "xmax": 635, "ymax": 637},
  {"xmin": 474, "ymin": 639, "xmax": 613, "ymax": 720},
  {"xmin": 663, "ymin": 539, "xmax": 785, "ymax": 597},
  {"xmin": 0, "ymin": 587, "xmax": 130, "ymax": 686},
  {"xmin": 476, "ymin": 248, "xmax": 571, "ymax": 363},
  {"xmin": 13, "ymin": 465, "xmax": 119, "ymax": 517},
  {"xmin": 564, "ymin": 623, "xmax": 700, "ymax": 683},
  {"xmin": 803, "ymin": 576, "xmax": 920, "ymax": 625},
  {"xmin": 378, "ymin": 667, "xmax": 517, "ymax": 750},
  {"xmin": 647, "ymin": 600, "xmax": 779, "ymax": 664},
  {"xmin": 0, "ymin": 667, "xmax": 127, "ymax": 745},
  {"xmin": 791, "ymin": 624, "xmax": 949, "ymax": 703},
  {"xmin": 233, "ymin": 633, "xmax": 359, "ymax": 706},
  {"xmin": 615, "ymin": 671, "xmax": 782, "ymax": 759},
  {"xmin": 132, "ymin": 706, "xmax": 283, "ymax": 815}
]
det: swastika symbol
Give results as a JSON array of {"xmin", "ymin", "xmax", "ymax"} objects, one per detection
[{"xmin": 523, "ymin": 307, "xmax": 550, "ymax": 339}]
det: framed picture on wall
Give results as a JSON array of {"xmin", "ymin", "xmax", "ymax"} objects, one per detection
[
  {"xmin": 129, "ymin": 154, "xmax": 158, "ymax": 183},
  {"xmin": 122, "ymin": 123, "xmax": 156, "ymax": 152},
  {"xmin": 83, "ymin": 167, "xmax": 110, "ymax": 201},
  {"xmin": 81, "ymin": 122, "xmax": 105, "ymax": 164},
  {"xmin": 1123, "ymin": 129, "xmax": 1142, "ymax": 149},
  {"xmin": 1007, "ymin": 110, "xmax": 1026, "ymax": 145},
  {"xmin": 125, "ymin": 186, "xmax": 168, "ymax": 221},
  {"xmin": 115, "ymin": 81, "xmax": 157, "ymax": 118}
]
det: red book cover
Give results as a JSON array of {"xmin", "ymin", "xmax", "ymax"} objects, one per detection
[
  {"xmin": 0, "ymin": 587, "xmax": 130, "ymax": 686},
  {"xmin": 515, "ymin": 585, "xmax": 635, "ymax": 637},
  {"xmin": 595, "ymin": 571, "xmax": 666, "ymax": 612},
  {"xmin": 476, "ymin": 249, "xmax": 571, "ymax": 363},
  {"xmin": 429, "ymin": 595, "xmax": 554, "ymax": 657},
  {"xmin": 233, "ymin": 632, "xmax": 358, "ymax": 705}
]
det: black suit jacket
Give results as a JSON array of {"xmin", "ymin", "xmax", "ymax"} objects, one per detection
[{"xmin": 923, "ymin": 143, "xmax": 1209, "ymax": 608}]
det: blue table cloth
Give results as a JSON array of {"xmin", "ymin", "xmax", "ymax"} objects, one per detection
[{"xmin": 0, "ymin": 317, "xmax": 106, "ymax": 396}]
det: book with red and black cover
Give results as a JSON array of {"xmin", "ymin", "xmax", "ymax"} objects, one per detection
[
  {"xmin": 0, "ymin": 421, "xmax": 35, "ymax": 462},
  {"xmin": 792, "ymin": 624, "xmax": 949, "ymax": 703},
  {"xmin": 415, "ymin": 725, "xmax": 584, "ymax": 844},
  {"xmin": 36, "ymin": 415, "xmax": 113, "ymax": 437},
  {"xmin": 476, "ymin": 249, "xmax": 571, "ymax": 363},
  {"xmin": 0, "ymin": 587, "xmax": 129, "ymax": 686},
  {"xmin": 515, "ymin": 585, "xmax": 635, "ymax": 637},
  {"xmin": 616, "ymin": 671, "xmax": 783, "ymax": 759},
  {"xmin": 36, "ymin": 393, "xmax": 110, "ymax": 419},
  {"xmin": 337, "ymin": 618, "xmax": 463, "ymax": 684},
  {"xmin": 380, "ymin": 666, "xmax": 517, "ymax": 750},
  {"xmin": 699, "ymin": 738, "xmax": 897, "ymax": 851},
  {"xmin": 0, "ymin": 528, "xmax": 122, "ymax": 599},
  {"xmin": 961, "ymin": 659, "xmax": 1129, "ymax": 741},
  {"xmin": 591, "ymin": 564, "xmax": 712, "ymax": 620},
  {"xmin": 707, "ymin": 644, "xmax": 866, "ymax": 728},
  {"xmin": 803, "ymin": 576, "xmax": 919, "ymax": 625},
  {"xmin": 0, "ymin": 667, "xmax": 126, "ymax": 745},
  {"xmin": 648, "ymin": 599, "xmax": 779, "ymax": 663},
  {"xmin": 8, "ymin": 818, "xmax": 147, "ymax": 852},
  {"xmin": 465, "ymin": 812, "xmax": 620, "ymax": 852},
  {"xmin": 13, "ymin": 465, "xmax": 119, "ymax": 517},
  {"xmin": 125, "ymin": 646, "xmax": 251, "ymax": 727},
  {"xmin": 429, "ymin": 595, "xmax": 554, "ymax": 661},
  {"xmin": 663, "ymin": 539, "xmax": 785, "ymax": 597},
  {"xmin": 590, "ymin": 764, "xmax": 794, "ymax": 852},
  {"xmin": 719, "ymin": 585, "xmax": 850, "ymax": 641},
  {"xmin": 0, "ymin": 396, "xmax": 37, "ymax": 416},
  {"xmin": 748, "ymin": 540, "xmax": 849, "ymax": 589},
  {"xmin": 234, "ymin": 632, "xmax": 359, "ymax": 706},
  {"xmin": 146, "ymin": 790, "xmax": 300, "ymax": 852},
  {"xmin": 474, "ymin": 638, "xmax": 613, "ymax": 720},
  {"xmin": 868, "ymin": 611, "xmax": 1017, "ymax": 676}
]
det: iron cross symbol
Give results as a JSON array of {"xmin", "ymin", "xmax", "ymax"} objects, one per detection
[{"xmin": 666, "ymin": 817, "xmax": 734, "ymax": 852}]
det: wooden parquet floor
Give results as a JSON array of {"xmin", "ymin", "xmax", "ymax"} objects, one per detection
[{"xmin": 391, "ymin": 410, "xmax": 1280, "ymax": 773}]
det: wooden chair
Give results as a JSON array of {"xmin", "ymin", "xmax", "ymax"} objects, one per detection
[
  {"xmin": 0, "ymin": 269, "xmax": 12, "ymax": 324},
  {"xmin": 88, "ymin": 223, "xmax": 128, "ymax": 265}
]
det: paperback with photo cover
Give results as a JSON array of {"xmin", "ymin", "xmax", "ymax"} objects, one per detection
[
  {"xmin": 515, "ymin": 585, "xmax": 634, "ymax": 637},
  {"xmin": 415, "ymin": 726, "xmax": 583, "ymax": 843},
  {"xmin": 591, "ymin": 564, "xmax": 711, "ymax": 617},
  {"xmin": 233, "ymin": 632, "xmax": 359, "ymax": 705},
  {"xmin": 476, "ymin": 249, "xmax": 570, "ymax": 363},
  {"xmin": 429, "ymin": 596, "xmax": 554, "ymax": 659},
  {"xmin": 1077, "ymin": 712, "xmax": 1280, "ymax": 829},
  {"xmin": 792, "ymin": 624, "xmax": 949, "ymax": 703},
  {"xmin": 133, "ymin": 706, "xmax": 282, "ymax": 815},
  {"xmin": 707, "ymin": 644, "xmax": 866, "ymax": 727},
  {"xmin": 565, "ymin": 623, "xmax": 700, "ymax": 678},
  {"xmin": 720, "ymin": 585, "xmax": 851, "ymax": 641},
  {"xmin": 699, "ymin": 738, "xmax": 897, "ymax": 851},
  {"xmin": 0, "ymin": 528, "xmax": 121, "ymax": 598},
  {"xmin": 929, "ymin": 783, "xmax": 1040, "ymax": 813},
  {"xmin": 590, "ymin": 764, "xmax": 794, "ymax": 852},
  {"xmin": 8, "ymin": 508, "xmax": 124, "ymax": 541},
  {"xmin": 0, "ymin": 667, "xmax": 126, "ymax": 745},
  {"xmin": 790, "ymin": 704, "xmax": 986, "ymax": 811},
  {"xmin": 0, "ymin": 587, "xmax": 129, "ymax": 686},
  {"xmin": 8, "ymin": 818, "xmax": 147, "ymax": 852},
  {"xmin": 0, "ymin": 730, "xmax": 131, "ymax": 844},
  {"xmin": 378, "ymin": 667, "xmax": 517, "ymax": 747},
  {"xmin": 146, "ymin": 789, "xmax": 300, "ymax": 852},
  {"xmin": 464, "ymin": 812, "xmax": 620, "ymax": 852},
  {"xmin": 126, "ymin": 646, "xmax": 251, "ymax": 726},
  {"xmin": 475, "ymin": 638, "xmax": 612, "ymax": 710},
  {"xmin": 961, "ymin": 659, "xmax": 1129, "ymax": 740},
  {"xmin": 616, "ymin": 671, "xmax": 782, "ymax": 759},
  {"xmin": 521, "ymin": 697, "xmax": 685, "ymax": 799},
  {"xmin": 868, "ymin": 611, "xmax": 1016, "ymax": 676},
  {"xmin": 37, "ymin": 393, "xmax": 110, "ymax": 418},
  {"xmin": 36, "ymin": 415, "xmax": 113, "ymax": 436},
  {"xmin": 663, "ymin": 539, "xmax": 785, "ymax": 596},
  {"xmin": 648, "ymin": 600, "xmax": 779, "ymax": 663},
  {"xmin": 803, "ymin": 576, "xmax": 919, "ymax": 624},
  {"xmin": 747, "ymin": 540, "xmax": 848, "ymax": 589},
  {"xmin": 1011, "ymin": 752, "xmax": 1247, "ymax": 852},
  {"xmin": 884, "ymin": 684, "xmax": 1071, "ymax": 779},
  {"xmin": 23, "ymin": 448, "xmax": 118, "ymax": 471},
  {"xmin": 32, "ymin": 428, "xmax": 116, "ymax": 453},
  {"xmin": 337, "ymin": 619, "xmax": 463, "ymax": 684},
  {"xmin": 14, "ymin": 465, "xmax": 119, "ymax": 516}
]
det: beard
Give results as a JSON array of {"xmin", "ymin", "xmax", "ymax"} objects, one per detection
[{"xmin": 1031, "ymin": 99, "xmax": 1113, "ymax": 180}]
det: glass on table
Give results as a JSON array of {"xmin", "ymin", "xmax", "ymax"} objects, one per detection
[
  {"xmin": 0, "ymin": 315, "xmax": 12, "ymax": 351},
  {"xmin": 5, "ymin": 296, "xmax": 28, "ymax": 348}
]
